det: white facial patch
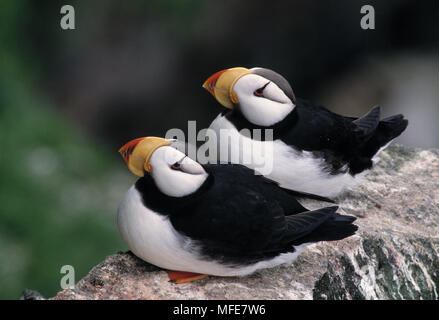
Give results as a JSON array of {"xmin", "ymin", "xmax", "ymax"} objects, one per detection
[
  {"xmin": 233, "ymin": 74, "xmax": 294, "ymax": 127},
  {"xmin": 149, "ymin": 146, "xmax": 208, "ymax": 197}
]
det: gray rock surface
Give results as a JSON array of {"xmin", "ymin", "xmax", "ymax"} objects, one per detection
[
  {"xmin": 53, "ymin": 146, "xmax": 439, "ymax": 300},
  {"xmin": 20, "ymin": 289, "xmax": 46, "ymax": 300}
]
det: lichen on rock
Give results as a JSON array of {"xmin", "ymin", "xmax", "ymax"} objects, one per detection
[{"xmin": 52, "ymin": 146, "xmax": 439, "ymax": 300}]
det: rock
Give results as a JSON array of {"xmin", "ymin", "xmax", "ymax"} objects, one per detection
[
  {"xmin": 52, "ymin": 146, "xmax": 439, "ymax": 300},
  {"xmin": 20, "ymin": 289, "xmax": 46, "ymax": 300}
]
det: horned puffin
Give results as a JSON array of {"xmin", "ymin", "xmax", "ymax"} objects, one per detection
[
  {"xmin": 202, "ymin": 67, "xmax": 408, "ymax": 198},
  {"xmin": 117, "ymin": 136, "xmax": 358, "ymax": 283}
]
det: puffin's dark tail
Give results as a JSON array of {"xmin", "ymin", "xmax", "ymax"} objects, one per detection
[
  {"xmin": 290, "ymin": 207, "xmax": 358, "ymax": 245},
  {"xmin": 347, "ymin": 107, "xmax": 408, "ymax": 175},
  {"xmin": 361, "ymin": 113, "xmax": 409, "ymax": 158}
]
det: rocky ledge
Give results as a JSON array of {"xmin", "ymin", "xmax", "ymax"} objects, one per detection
[{"xmin": 53, "ymin": 146, "xmax": 439, "ymax": 300}]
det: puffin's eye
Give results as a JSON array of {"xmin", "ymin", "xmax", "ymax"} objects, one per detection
[
  {"xmin": 254, "ymin": 88, "xmax": 264, "ymax": 97},
  {"xmin": 253, "ymin": 82, "xmax": 270, "ymax": 97},
  {"xmin": 171, "ymin": 162, "xmax": 181, "ymax": 170}
]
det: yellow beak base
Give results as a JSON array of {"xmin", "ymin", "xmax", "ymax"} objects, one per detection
[
  {"xmin": 119, "ymin": 137, "xmax": 171, "ymax": 177},
  {"xmin": 202, "ymin": 67, "xmax": 251, "ymax": 108}
]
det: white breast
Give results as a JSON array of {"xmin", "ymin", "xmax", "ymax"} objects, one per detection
[
  {"xmin": 117, "ymin": 185, "xmax": 308, "ymax": 276},
  {"xmin": 208, "ymin": 114, "xmax": 366, "ymax": 197}
]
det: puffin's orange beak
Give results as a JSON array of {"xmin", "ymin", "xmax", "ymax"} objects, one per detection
[
  {"xmin": 118, "ymin": 137, "xmax": 145, "ymax": 164},
  {"xmin": 118, "ymin": 137, "xmax": 172, "ymax": 177},
  {"xmin": 202, "ymin": 69, "xmax": 228, "ymax": 98},
  {"xmin": 202, "ymin": 67, "xmax": 251, "ymax": 109}
]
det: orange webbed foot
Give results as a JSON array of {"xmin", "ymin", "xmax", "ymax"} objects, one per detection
[{"xmin": 167, "ymin": 270, "xmax": 209, "ymax": 284}]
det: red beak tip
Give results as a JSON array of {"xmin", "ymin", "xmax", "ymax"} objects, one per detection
[
  {"xmin": 119, "ymin": 137, "xmax": 145, "ymax": 163},
  {"xmin": 204, "ymin": 69, "xmax": 228, "ymax": 96}
]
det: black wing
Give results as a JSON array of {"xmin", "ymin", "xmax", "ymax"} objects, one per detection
[
  {"xmin": 166, "ymin": 165, "xmax": 357, "ymax": 264},
  {"xmin": 294, "ymin": 100, "xmax": 407, "ymax": 155},
  {"xmin": 281, "ymin": 98, "xmax": 357, "ymax": 152},
  {"xmin": 284, "ymin": 99, "xmax": 407, "ymax": 174},
  {"xmin": 259, "ymin": 175, "xmax": 336, "ymax": 204},
  {"xmin": 352, "ymin": 105, "xmax": 381, "ymax": 139}
]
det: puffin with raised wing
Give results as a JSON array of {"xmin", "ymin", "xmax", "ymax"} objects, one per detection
[
  {"xmin": 117, "ymin": 137, "xmax": 358, "ymax": 283},
  {"xmin": 203, "ymin": 67, "xmax": 408, "ymax": 198}
]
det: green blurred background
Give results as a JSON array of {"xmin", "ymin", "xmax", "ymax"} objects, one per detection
[{"xmin": 0, "ymin": 0, "xmax": 438, "ymax": 299}]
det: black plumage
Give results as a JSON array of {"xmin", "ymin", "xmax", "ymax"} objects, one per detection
[
  {"xmin": 225, "ymin": 97, "xmax": 408, "ymax": 175},
  {"xmin": 135, "ymin": 164, "xmax": 357, "ymax": 266}
]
